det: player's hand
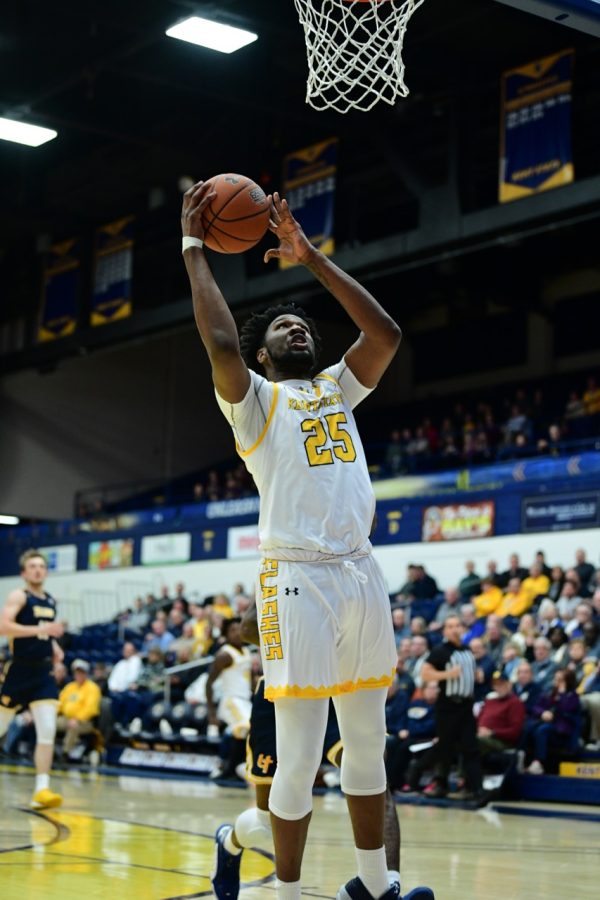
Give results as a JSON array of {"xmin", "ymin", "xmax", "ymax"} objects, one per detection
[
  {"xmin": 477, "ymin": 726, "xmax": 493, "ymax": 738},
  {"xmin": 264, "ymin": 192, "xmax": 312, "ymax": 265},
  {"xmin": 53, "ymin": 644, "xmax": 65, "ymax": 665},
  {"xmin": 541, "ymin": 710, "xmax": 553, "ymax": 722},
  {"xmin": 446, "ymin": 665, "xmax": 462, "ymax": 679},
  {"xmin": 41, "ymin": 621, "xmax": 64, "ymax": 639},
  {"xmin": 181, "ymin": 180, "xmax": 217, "ymax": 240}
]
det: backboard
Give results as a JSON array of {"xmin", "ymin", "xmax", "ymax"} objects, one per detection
[{"xmin": 495, "ymin": 0, "xmax": 600, "ymax": 36}]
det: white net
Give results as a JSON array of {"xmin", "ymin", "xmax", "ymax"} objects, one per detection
[{"xmin": 294, "ymin": 0, "xmax": 425, "ymax": 114}]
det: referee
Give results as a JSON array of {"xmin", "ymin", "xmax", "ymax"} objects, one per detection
[{"xmin": 420, "ymin": 614, "xmax": 484, "ymax": 801}]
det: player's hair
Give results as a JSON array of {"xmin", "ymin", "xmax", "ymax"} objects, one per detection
[
  {"xmin": 239, "ymin": 303, "xmax": 322, "ymax": 370},
  {"xmin": 19, "ymin": 548, "xmax": 48, "ymax": 572},
  {"xmin": 222, "ymin": 616, "xmax": 242, "ymax": 639}
]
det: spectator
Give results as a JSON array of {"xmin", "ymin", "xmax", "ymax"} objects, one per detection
[
  {"xmin": 167, "ymin": 608, "xmax": 186, "ymax": 639},
  {"xmin": 523, "ymin": 668, "xmax": 581, "ymax": 774},
  {"xmin": 513, "ymin": 660, "xmax": 543, "ymax": 716},
  {"xmin": 582, "ymin": 621, "xmax": 600, "ymax": 658},
  {"xmin": 145, "ymin": 619, "xmax": 175, "ymax": 654},
  {"xmin": 384, "ymin": 429, "xmax": 406, "ymax": 476},
  {"xmin": 385, "ymin": 681, "xmax": 439, "ymax": 791},
  {"xmin": 392, "ymin": 608, "xmax": 411, "ymax": 646},
  {"xmin": 127, "ymin": 597, "xmax": 150, "ymax": 634},
  {"xmin": 409, "ymin": 616, "xmax": 428, "ymax": 637},
  {"xmin": 505, "ymin": 404, "xmax": 531, "ymax": 443},
  {"xmin": 531, "ymin": 637, "xmax": 558, "ymax": 692},
  {"xmin": 473, "ymin": 578, "xmax": 503, "ymax": 618},
  {"xmin": 108, "ymin": 643, "xmax": 143, "ymax": 693},
  {"xmin": 429, "ymin": 587, "xmax": 461, "ymax": 632},
  {"xmin": 173, "ymin": 582, "xmax": 188, "ymax": 613},
  {"xmin": 500, "ymin": 641, "xmax": 524, "ymax": 682},
  {"xmin": 470, "ymin": 637, "xmax": 495, "ymax": 701},
  {"xmin": 212, "ymin": 593, "xmax": 235, "ymax": 620},
  {"xmin": 565, "ymin": 603, "xmax": 594, "ymax": 638},
  {"xmin": 498, "ymin": 553, "xmax": 528, "ymax": 589},
  {"xmin": 534, "ymin": 550, "xmax": 552, "ymax": 579},
  {"xmin": 556, "ymin": 580, "xmax": 582, "ymax": 621},
  {"xmin": 548, "ymin": 566, "xmax": 565, "ymax": 604},
  {"xmin": 460, "ymin": 603, "xmax": 485, "ymax": 644},
  {"xmin": 396, "ymin": 564, "xmax": 419, "ymax": 604},
  {"xmin": 405, "ymin": 635, "xmax": 430, "ymax": 689},
  {"xmin": 192, "ymin": 481, "xmax": 205, "ymax": 502},
  {"xmin": 564, "ymin": 390, "xmax": 585, "ymax": 421},
  {"xmin": 189, "ymin": 604, "xmax": 213, "ymax": 657},
  {"xmin": 583, "ymin": 375, "xmax": 600, "ymax": 417},
  {"xmin": 56, "ymin": 660, "xmax": 102, "ymax": 760},
  {"xmin": 547, "ymin": 626, "xmax": 570, "ymax": 667},
  {"xmin": 496, "ymin": 577, "xmax": 533, "ymax": 619},
  {"xmin": 476, "ymin": 671, "xmax": 526, "ymax": 759},
  {"xmin": 574, "ymin": 550, "xmax": 595, "ymax": 597},
  {"xmin": 413, "ymin": 565, "xmax": 439, "ymax": 600},
  {"xmin": 580, "ymin": 660, "xmax": 600, "ymax": 749},
  {"xmin": 482, "ymin": 615, "xmax": 507, "ymax": 668},
  {"xmin": 486, "ymin": 560, "xmax": 502, "ymax": 587},
  {"xmin": 458, "ymin": 561, "xmax": 481, "ymax": 600},
  {"xmin": 566, "ymin": 638, "xmax": 597, "ymax": 689},
  {"xmin": 512, "ymin": 613, "xmax": 538, "ymax": 661},
  {"xmin": 397, "ymin": 638, "xmax": 412, "ymax": 670},
  {"xmin": 137, "ymin": 648, "xmax": 165, "ymax": 693},
  {"xmin": 169, "ymin": 622, "xmax": 196, "ymax": 661},
  {"xmin": 536, "ymin": 598, "xmax": 562, "ymax": 636},
  {"xmin": 521, "ymin": 563, "xmax": 551, "ymax": 607},
  {"xmin": 405, "ymin": 427, "xmax": 430, "ymax": 471}
]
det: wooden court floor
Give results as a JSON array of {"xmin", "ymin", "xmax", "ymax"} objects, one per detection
[{"xmin": 0, "ymin": 763, "xmax": 598, "ymax": 899}]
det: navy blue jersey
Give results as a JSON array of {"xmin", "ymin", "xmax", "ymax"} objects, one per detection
[{"xmin": 12, "ymin": 590, "xmax": 57, "ymax": 661}]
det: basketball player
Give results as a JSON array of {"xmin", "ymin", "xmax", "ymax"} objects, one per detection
[
  {"xmin": 0, "ymin": 549, "xmax": 64, "ymax": 808},
  {"xmin": 183, "ymin": 185, "xmax": 433, "ymax": 900}
]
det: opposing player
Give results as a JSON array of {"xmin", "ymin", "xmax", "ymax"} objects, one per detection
[
  {"xmin": 0, "ymin": 549, "xmax": 64, "ymax": 808},
  {"xmin": 182, "ymin": 184, "xmax": 433, "ymax": 900}
]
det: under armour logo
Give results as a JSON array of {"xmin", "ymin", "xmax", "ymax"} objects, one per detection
[{"xmin": 284, "ymin": 587, "xmax": 299, "ymax": 595}]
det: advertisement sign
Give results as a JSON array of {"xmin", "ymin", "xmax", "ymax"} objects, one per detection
[
  {"xmin": 88, "ymin": 538, "xmax": 134, "ymax": 570},
  {"xmin": 422, "ymin": 502, "xmax": 495, "ymax": 542},
  {"xmin": 41, "ymin": 544, "xmax": 78, "ymax": 573},
  {"xmin": 500, "ymin": 49, "xmax": 574, "ymax": 203},
  {"xmin": 141, "ymin": 533, "xmax": 191, "ymax": 566},
  {"xmin": 227, "ymin": 525, "xmax": 261, "ymax": 559},
  {"xmin": 522, "ymin": 493, "xmax": 600, "ymax": 532}
]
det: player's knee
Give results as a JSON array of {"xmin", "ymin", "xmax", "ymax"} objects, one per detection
[
  {"xmin": 234, "ymin": 807, "xmax": 272, "ymax": 852},
  {"xmin": 31, "ymin": 703, "xmax": 57, "ymax": 745}
]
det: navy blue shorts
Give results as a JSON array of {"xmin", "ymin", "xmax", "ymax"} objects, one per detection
[
  {"xmin": 0, "ymin": 660, "xmax": 58, "ymax": 711},
  {"xmin": 246, "ymin": 678, "xmax": 342, "ymax": 784}
]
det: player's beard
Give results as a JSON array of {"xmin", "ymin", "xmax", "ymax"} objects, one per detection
[{"xmin": 271, "ymin": 345, "xmax": 315, "ymax": 377}]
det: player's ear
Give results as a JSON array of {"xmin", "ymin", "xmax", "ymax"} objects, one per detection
[{"xmin": 256, "ymin": 346, "xmax": 269, "ymax": 366}]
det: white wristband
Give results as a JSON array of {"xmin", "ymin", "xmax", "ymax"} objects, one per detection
[{"xmin": 182, "ymin": 236, "xmax": 204, "ymax": 253}]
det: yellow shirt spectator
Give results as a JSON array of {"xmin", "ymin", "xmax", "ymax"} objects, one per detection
[
  {"xmin": 212, "ymin": 594, "xmax": 234, "ymax": 619},
  {"xmin": 473, "ymin": 581, "xmax": 503, "ymax": 618},
  {"xmin": 521, "ymin": 568, "xmax": 550, "ymax": 603},
  {"xmin": 58, "ymin": 677, "xmax": 101, "ymax": 722},
  {"xmin": 583, "ymin": 381, "xmax": 600, "ymax": 415},
  {"xmin": 192, "ymin": 618, "xmax": 212, "ymax": 657},
  {"xmin": 496, "ymin": 578, "xmax": 533, "ymax": 618}
]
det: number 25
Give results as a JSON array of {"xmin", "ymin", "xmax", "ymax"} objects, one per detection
[{"xmin": 301, "ymin": 413, "xmax": 357, "ymax": 466}]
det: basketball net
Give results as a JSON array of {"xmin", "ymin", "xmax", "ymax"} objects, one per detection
[{"xmin": 294, "ymin": 0, "xmax": 425, "ymax": 114}]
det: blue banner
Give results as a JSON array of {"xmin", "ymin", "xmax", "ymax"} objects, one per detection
[
  {"xmin": 522, "ymin": 492, "xmax": 600, "ymax": 532},
  {"xmin": 91, "ymin": 216, "xmax": 134, "ymax": 326},
  {"xmin": 38, "ymin": 239, "xmax": 80, "ymax": 342},
  {"xmin": 500, "ymin": 49, "xmax": 574, "ymax": 203},
  {"xmin": 281, "ymin": 138, "xmax": 338, "ymax": 265}
]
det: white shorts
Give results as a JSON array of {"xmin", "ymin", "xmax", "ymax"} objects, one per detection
[
  {"xmin": 217, "ymin": 695, "xmax": 252, "ymax": 738},
  {"xmin": 256, "ymin": 553, "xmax": 397, "ymax": 701}
]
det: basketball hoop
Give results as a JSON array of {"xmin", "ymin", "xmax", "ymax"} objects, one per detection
[{"xmin": 293, "ymin": 0, "xmax": 425, "ymax": 114}]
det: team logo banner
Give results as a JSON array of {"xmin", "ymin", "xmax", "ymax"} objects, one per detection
[
  {"xmin": 500, "ymin": 49, "xmax": 574, "ymax": 203},
  {"xmin": 422, "ymin": 502, "xmax": 495, "ymax": 542},
  {"xmin": 38, "ymin": 239, "xmax": 80, "ymax": 342},
  {"xmin": 281, "ymin": 137, "xmax": 338, "ymax": 267},
  {"xmin": 91, "ymin": 216, "xmax": 134, "ymax": 326}
]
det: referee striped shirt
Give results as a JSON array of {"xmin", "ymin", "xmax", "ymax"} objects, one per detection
[{"xmin": 426, "ymin": 641, "xmax": 476, "ymax": 700}]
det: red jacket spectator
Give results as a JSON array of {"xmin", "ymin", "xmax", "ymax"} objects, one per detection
[{"xmin": 477, "ymin": 689, "xmax": 525, "ymax": 745}]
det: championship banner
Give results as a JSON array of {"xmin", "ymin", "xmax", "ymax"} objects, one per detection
[
  {"xmin": 500, "ymin": 49, "xmax": 574, "ymax": 203},
  {"xmin": 91, "ymin": 216, "xmax": 134, "ymax": 326},
  {"xmin": 38, "ymin": 239, "xmax": 80, "ymax": 342},
  {"xmin": 422, "ymin": 502, "xmax": 495, "ymax": 542},
  {"xmin": 281, "ymin": 137, "xmax": 338, "ymax": 267}
]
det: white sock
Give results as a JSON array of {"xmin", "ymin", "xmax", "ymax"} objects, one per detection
[
  {"xmin": 35, "ymin": 774, "xmax": 50, "ymax": 793},
  {"xmin": 276, "ymin": 879, "xmax": 301, "ymax": 899},
  {"xmin": 356, "ymin": 846, "xmax": 389, "ymax": 898},
  {"xmin": 388, "ymin": 869, "xmax": 401, "ymax": 888},
  {"xmin": 224, "ymin": 826, "xmax": 242, "ymax": 856}
]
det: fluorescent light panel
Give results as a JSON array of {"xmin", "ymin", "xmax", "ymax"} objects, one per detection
[
  {"xmin": 0, "ymin": 117, "xmax": 57, "ymax": 147},
  {"xmin": 0, "ymin": 515, "xmax": 20, "ymax": 525},
  {"xmin": 166, "ymin": 16, "xmax": 257, "ymax": 54}
]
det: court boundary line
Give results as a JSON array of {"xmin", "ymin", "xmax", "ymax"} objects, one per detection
[{"xmin": 492, "ymin": 803, "xmax": 600, "ymax": 824}]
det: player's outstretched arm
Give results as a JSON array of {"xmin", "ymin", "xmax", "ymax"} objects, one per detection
[
  {"xmin": 181, "ymin": 181, "xmax": 251, "ymax": 403},
  {"xmin": 264, "ymin": 192, "xmax": 401, "ymax": 388},
  {"xmin": 0, "ymin": 590, "xmax": 64, "ymax": 639}
]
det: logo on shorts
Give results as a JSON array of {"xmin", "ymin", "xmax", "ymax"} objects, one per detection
[
  {"xmin": 284, "ymin": 587, "xmax": 299, "ymax": 596},
  {"xmin": 257, "ymin": 753, "xmax": 274, "ymax": 775}
]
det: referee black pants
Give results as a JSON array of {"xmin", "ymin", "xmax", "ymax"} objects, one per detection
[{"xmin": 433, "ymin": 699, "xmax": 482, "ymax": 792}]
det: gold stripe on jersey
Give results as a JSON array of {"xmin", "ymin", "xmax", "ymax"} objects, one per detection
[
  {"xmin": 236, "ymin": 383, "xmax": 280, "ymax": 458},
  {"xmin": 264, "ymin": 669, "xmax": 395, "ymax": 701},
  {"xmin": 314, "ymin": 372, "xmax": 340, "ymax": 387}
]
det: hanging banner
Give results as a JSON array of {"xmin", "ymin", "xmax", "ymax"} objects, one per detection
[
  {"xmin": 38, "ymin": 239, "xmax": 80, "ymax": 342},
  {"xmin": 281, "ymin": 137, "xmax": 338, "ymax": 268},
  {"xmin": 500, "ymin": 49, "xmax": 574, "ymax": 203},
  {"xmin": 91, "ymin": 216, "xmax": 134, "ymax": 326}
]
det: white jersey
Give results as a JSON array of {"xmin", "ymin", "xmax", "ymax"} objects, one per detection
[
  {"xmin": 216, "ymin": 358, "xmax": 375, "ymax": 560},
  {"xmin": 217, "ymin": 643, "xmax": 252, "ymax": 700}
]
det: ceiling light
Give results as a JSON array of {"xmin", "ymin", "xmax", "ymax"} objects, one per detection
[
  {"xmin": 0, "ymin": 117, "xmax": 57, "ymax": 147},
  {"xmin": 166, "ymin": 16, "xmax": 258, "ymax": 54},
  {"xmin": 0, "ymin": 515, "xmax": 20, "ymax": 525}
]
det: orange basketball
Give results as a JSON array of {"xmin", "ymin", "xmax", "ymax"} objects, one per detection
[{"xmin": 201, "ymin": 173, "xmax": 271, "ymax": 254}]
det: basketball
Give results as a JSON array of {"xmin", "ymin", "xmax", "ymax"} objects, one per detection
[{"xmin": 200, "ymin": 173, "xmax": 271, "ymax": 254}]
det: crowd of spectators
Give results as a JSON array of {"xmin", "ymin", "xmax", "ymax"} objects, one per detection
[{"xmin": 385, "ymin": 546, "xmax": 600, "ymax": 794}]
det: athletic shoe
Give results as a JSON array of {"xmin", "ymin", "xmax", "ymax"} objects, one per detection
[
  {"xmin": 422, "ymin": 782, "xmax": 446, "ymax": 799},
  {"xmin": 30, "ymin": 788, "xmax": 63, "ymax": 810},
  {"xmin": 211, "ymin": 824, "xmax": 241, "ymax": 899},
  {"xmin": 526, "ymin": 760, "xmax": 544, "ymax": 775},
  {"xmin": 337, "ymin": 878, "xmax": 434, "ymax": 900}
]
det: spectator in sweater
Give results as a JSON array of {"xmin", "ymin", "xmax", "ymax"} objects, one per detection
[
  {"xmin": 496, "ymin": 577, "xmax": 534, "ymax": 620},
  {"xmin": 482, "ymin": 615, "xmax": 508, "ymax": 668},
  {"xmin": 536, "ymin": 599, "xmax": 563, "ymax": 636},
  {"xmin": 547, "ymin": 566, "xmax": 565, "ymax": 604},
  {"xmin": 566, "ymin": 639, "xmax": 597, "ymax": 689},
  {"xmin": 557, "ymin": 581, "xmax": 583, "ymax": 621},
  {"xmin": 458, "ymin": 561, "xmax": 481, "ymax": 600},
  {"xmin": 405, "ymin": 635, "xmax": 430, "ymax": 689},
  {"xmin": 429, "ymin": 587, "xmax": 461, "ymax": 632},
  {"xmin": 477, "ymin": 671, "xmax": 526, "ymax": 759},
  {"xmin": 392, "ymin": 608, "xmax": 411, "ymax": 646},
  {"xmin": 523, "ymin": 668, "xmax": 581, "ymax": 773},
  {"xmin": 473, "ymin": 578, "xmax": 503, "ymax": 618},
  {"xmin": 531, "ymin": 637, "xmax": 558, "ymax": 692},
  {"xmin": 498, "ymin": 554, "xmax": 528, "ymax": 589},
  {"xmin": 460, "ymin": 604, "xmax": 485, "ymax": 644},
  {"xmin": 574, "ymin": 550, "xmax": 595, "ymax": 595},
  {"xmin": 521, "ymin": 563, "xmax": 551, "ymax": 607},
  {"xmin": 56, "ymin": 660, "xmax": 102, "ymax": 758},
  {"xmin": 108, "ymin": 643, "xmax": 143, "ymax": 694},
  {"xmin": 385, "ymin": 681, "xmax": 439, "ymax": 791},
  {"xmin": 513, "ymin": 661, "xmax": 543, "ymax": 717},
  {"xmin": 565, "ymin": 603, "xmax": 594, "ymax": 638},
  {"xmin": 500, "ymin": 641, "xmax": 524, "ymax": 682},
  {"xmin": 470, "ymin": 638, "xmax": 495, "ymax": 701},
  {"xmin": 512, "ymin": 614, "xmax": 538, "ymax": 661}
]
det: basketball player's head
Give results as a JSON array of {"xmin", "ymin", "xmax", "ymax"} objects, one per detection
[
  {"xmin": 19, "ymin": 549, "xmax": 48, "ymax": 588},
  {"xmin": 240, "ymin": 303, "xmax": 322, "ymax": 378},
  {"xmin": 222, "ymin": 616, "xmax": 243, "ymax": 647},
  {"xmin": 443, "ymin": 614, "xmax": 463, "ymax": 646}
]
